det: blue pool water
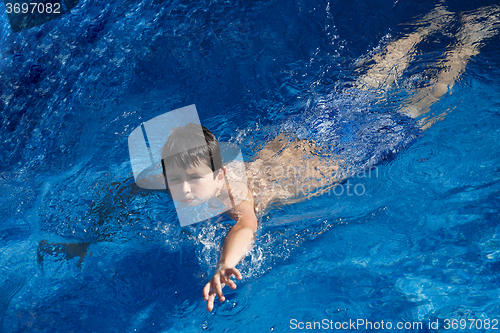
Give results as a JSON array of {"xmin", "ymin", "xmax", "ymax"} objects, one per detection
[{"xmin": 1, "ymin": 0, "xmax": 500, "ymax": 331}]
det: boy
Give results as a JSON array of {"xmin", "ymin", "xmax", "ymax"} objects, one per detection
[
  {"xmin": 161, "ymin": 123, "xmax": 345, "ymax": 312},
  {"xmin": 161, "ymin": 123, "xmax": 258, "ymax": 312}
]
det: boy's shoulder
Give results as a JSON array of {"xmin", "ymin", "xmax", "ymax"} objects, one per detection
[{"xmin": 226, "ymin": 181, "xmax": 257, "ymax": 221}]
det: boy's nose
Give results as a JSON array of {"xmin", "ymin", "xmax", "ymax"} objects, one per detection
[{"xmin": 181, "ymin": 181, "xmax": 191, "ymax": 193}]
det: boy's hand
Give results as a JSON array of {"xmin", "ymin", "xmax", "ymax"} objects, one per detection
[{"xmin": 202, "ymin": 266, "xmax": 242, "ymax": 311}]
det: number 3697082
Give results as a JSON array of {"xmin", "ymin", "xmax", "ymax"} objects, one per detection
[{"xmin": 5, "ymin": 3, "xmax": 61, "ymax": 14}]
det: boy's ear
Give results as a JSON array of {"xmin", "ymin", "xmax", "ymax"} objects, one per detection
[{"xmin": 216, "ymin": 167, "xmax": 227, "ymax": 182}]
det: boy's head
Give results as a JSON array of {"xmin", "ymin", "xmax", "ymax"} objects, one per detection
[{"xmin": 161, "ymin": 123, "xmax": 225, "ymax": 205}]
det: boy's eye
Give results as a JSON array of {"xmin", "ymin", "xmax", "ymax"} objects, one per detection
[{"xmin": 168, "ymin": 177, "xmax": 181, "ymax": 184}]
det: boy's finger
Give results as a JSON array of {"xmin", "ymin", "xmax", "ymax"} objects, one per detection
[
  {"xmin": 207, "ymin": 293, "xmax": 216, "ymax": 312},
  {"xmin": 226, "ymin": 279, "xmax": 237, "ymax": 289},
  {"xmin": 223, "ymin": 275, "xmax": 237, "ymax": 289},
  {"xmin": 234, "ymin": 268, "xmax": 243, "ymax": 280},
  {"xmin": 214, "ymin": 280, "xmax": 225, "ymax": 302},
  {"xmin": 227, "ymin": 267, "xmax": 243, "ymax": 280},
  {"xmin": 202, "ymin": 282, "xmax": 211, "ymax": 300}
]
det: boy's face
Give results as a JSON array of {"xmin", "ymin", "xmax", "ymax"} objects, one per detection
[{"xmin": 165, "ymin": 163, "xmax": 225, "ymax": 206}]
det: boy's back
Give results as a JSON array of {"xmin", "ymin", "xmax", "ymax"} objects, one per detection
[{"xmin": 243, "ymin": 134, "xmax": 344, "ymax": 213}]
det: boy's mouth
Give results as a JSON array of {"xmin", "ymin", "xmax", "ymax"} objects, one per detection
[{"xmin": 178, "ymin": 197, "xmax": 199, "ymax": 205}]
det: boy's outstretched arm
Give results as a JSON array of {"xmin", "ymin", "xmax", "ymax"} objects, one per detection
[{"xmin": 202, "ymin": 193, "xmax": 258, "ymax": 312}]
